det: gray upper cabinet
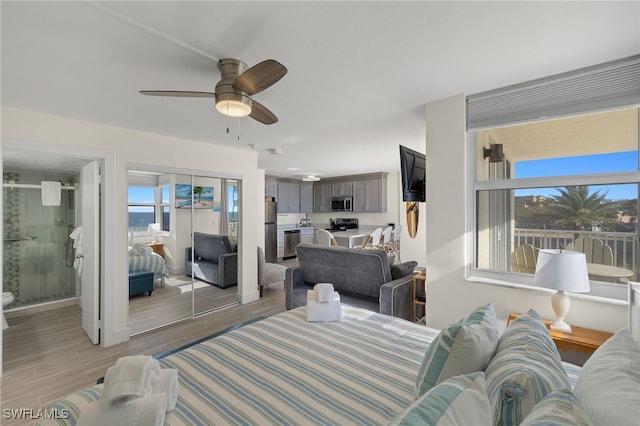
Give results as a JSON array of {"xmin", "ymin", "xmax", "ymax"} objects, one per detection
[
  {"xmin": 265, "ymin": 177, "xmax": 278, "ymax": 198},
  {"xmin": 331, "ymin": 182, "xmax": 353, "ymax": 197},
  {"xmin": 313, "ymin": 182, "xmax": 332, "ymax": 212},
  {"xmin": 353, "ymin": 174, "xmax": 387, "ymax": 212},
  {"xmin": 277, "ymin": 182, "xmax": 301, "ymax": 213},
  {"xmin": 300, "ymin": 183, "xmax": 313, "ymax": 213}
]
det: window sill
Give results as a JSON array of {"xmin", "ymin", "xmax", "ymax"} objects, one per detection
[{"xmin": 467, "ymin": 271, "xmax": 628, "ymax": 306}]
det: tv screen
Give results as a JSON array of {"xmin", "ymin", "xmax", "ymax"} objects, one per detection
[{"xmin": 399, "ymin": 145, "xmax": 426, "ymax": 202}]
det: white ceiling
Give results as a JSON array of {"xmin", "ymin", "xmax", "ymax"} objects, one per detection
[{"xmin": 2, "ymin": 1, "xmax": 639, "ymax": 179}]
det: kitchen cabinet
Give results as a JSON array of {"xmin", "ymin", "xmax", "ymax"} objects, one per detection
[
  {"xmin": 331, "ymin": 182, "xmax": 353, "ymax": 197},
  {"xmin": 300, "ymin": 183, "xmax": 313, "ymax": 213},
  {"xmin": 277, "ymin": 182, "xmax": 301, "ymax": 213},
  {"xmin": 265, "ymin": 177, "xmax": 278, "ymax": 198},
  {"xmin": 353, "ymin": 174, "xmax": 387, "ymax": 212},
  {"xmin": 313, "ymin": 182, "xmax": 332, "ymax": 212}
]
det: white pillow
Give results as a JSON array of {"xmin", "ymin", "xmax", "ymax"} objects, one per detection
[
  {"xmin": 391, "ymin": 372, "xmax": 491, "ymax": 426},
  {"xmin": 520, "ymin": 388, "xmax": 592, "ymax": 426},
  {"xmin": 573, "ymin": 328, "xmax": 640, "ymax": 426},
  {"xmin": 414, "ymin": 303, "xmax": 499, "ymax": 397},
  {"xmin": 484, "ymin": 309, "xmax": 570, "ymax": 426}
]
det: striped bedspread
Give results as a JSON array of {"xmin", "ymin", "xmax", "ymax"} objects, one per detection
[
  {"xmin": 46, "ymin": 306, "xmax": 440, "ymax": 425},
  {"xmin": 44, "ymin": 306, "xmax": 583, "ymax": 426},
  {"xmin": 128, "ymin": 252, "xmax": 169, "ymax": 277}
]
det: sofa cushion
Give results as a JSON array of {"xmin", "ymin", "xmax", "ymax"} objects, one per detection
[
  {"xmin": 573, "ymin": 328, "xmax": 640, "ymax": 426},
  {"xmin": 295, "ymin": 243, "xmax": 392, "ymax": 299},
  {"xmin": 391, "ymin": 261, "xmax": 418, "ymax": 280},
  {"xmin": 415, "ymin": 303, "xmax": 499, "ymax": 397},
  {"xmin": 193, "ymin": 233, "xmax": 232, "ymax": 262}
]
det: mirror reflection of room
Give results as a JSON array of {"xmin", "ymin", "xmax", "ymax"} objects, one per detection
[{"xmin": 127, "ymin": 170, "xmax": 240, "ymax": 335}]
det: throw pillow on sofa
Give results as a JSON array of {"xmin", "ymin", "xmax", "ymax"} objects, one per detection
[
  {"xmin": 485, "ymin": 308, "xmax": 570, "ymax": 426},
  {"xmin": 390, "ymin": 261, "xmax": 418, "ymax": 280},
  {"xmin": 573, "ymin": 328, "xmax": 640, "ymax": 426},
  {"xmin": 414, "ymin": 303, "xmax": 498, "ymax": 397}
]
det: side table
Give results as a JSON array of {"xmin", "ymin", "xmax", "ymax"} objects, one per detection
[
  {"xmin": 148, "ymin": 242, "xmax": 164, "ymax": 258},
  {"xmin": 412, "ymin": 272, "xmax": 426, "ymax": 324}
]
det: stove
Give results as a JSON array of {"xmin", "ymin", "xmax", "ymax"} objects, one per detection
[{"xmin": 327, "ymin": 218, "xmax": 358, "ymax": 232}]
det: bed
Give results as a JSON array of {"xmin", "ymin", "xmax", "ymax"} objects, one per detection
[
  {"xmin": 40, "ymin": 283, "xmax": 639, "ymax": 426},
  {"xmin": 129, "ymin": 252, "xmax": 169, "ymax": 286}
]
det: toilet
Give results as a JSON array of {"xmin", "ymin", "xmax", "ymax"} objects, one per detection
[{"xmin": 2, "ymin": 292, "xmax": 14, "ymax": 329}]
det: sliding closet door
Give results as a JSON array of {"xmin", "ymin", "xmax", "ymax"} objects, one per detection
[
  {"xmin": 192, "ymin": 176, "xmax": 239, "ymax": 316},
  {"xmin": 128, "ymin": 171, "xmax": 193, "ymax": 335}
]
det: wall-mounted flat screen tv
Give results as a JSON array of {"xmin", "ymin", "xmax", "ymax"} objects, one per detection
[{"xmin": 399, "ymin": 145, "xmax": 426, "ymax": 202}]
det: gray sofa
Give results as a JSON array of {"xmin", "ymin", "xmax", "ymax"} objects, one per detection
[
  {"xmin": 285, "ymin": 243, "xmax": 417, "ymax": 321},
  {"xmin": 185, "ymin": 233, "xmax": 237, "ymax": 288}
]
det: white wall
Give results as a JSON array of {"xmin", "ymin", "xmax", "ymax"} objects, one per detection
[
  {"xmin": 424, "ymin": 95, "xmax": 627, "ymax": 333},
  {"xmin": 1, "ymin": 107, "xmax": 260, "ymax": 346}
]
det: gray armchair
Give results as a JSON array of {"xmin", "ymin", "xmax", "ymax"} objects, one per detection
[{"xmin": 258, "ymin": 246, "xmax": 287, "ymax": 297}]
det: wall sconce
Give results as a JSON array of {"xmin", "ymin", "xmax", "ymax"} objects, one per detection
[{"xmin": 483, "ymin": 144, "xmax": 504, "ymax": 163}]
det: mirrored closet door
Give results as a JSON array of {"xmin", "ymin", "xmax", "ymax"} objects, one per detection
[{"xmin": 127, "ymin": 168, "xmax": 240, "ymax": 335}]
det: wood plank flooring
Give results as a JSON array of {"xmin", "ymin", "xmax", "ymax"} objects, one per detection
[{"xmin": 1, "ymin": 280, "xmax": 286, "ymax": 426}]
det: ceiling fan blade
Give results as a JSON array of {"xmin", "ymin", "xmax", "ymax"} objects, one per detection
[
  {"xmin": 233, "ymin": 59, "xmax": 287, "ymax": 96},
  {"xmin": 139, "ymin": 90, "xmax": 215, "ymax": 98},
  {"xmin": 249, "ymin": 100, "xmax": 278, "ymax": 125}
]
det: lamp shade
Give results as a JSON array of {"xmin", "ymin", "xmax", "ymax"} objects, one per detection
[
  {"xmin": 147, "ymin": 223, "xmax": 161, "ymax": 234},
  {"xmin": 534, "ymin": 249, "xmax": 590, "ymax": 293}
]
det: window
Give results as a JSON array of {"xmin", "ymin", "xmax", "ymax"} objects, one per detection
[
  {"xmin": 467, "ymin": 55, "xmax": 640, "ymax": 300},
  {"xmin": 128, "ymin": 186, "xmax": 156, "ymax": 233},
  {"xmin": 471, "ymin": 107, "xmax": 639, "ymax": 295},
  {"xmin": 161, "ymin": 185, "xmax": 170, "ymax": 232}
]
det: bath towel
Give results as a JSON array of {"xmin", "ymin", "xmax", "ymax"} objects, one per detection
[
  {"xmin": 41, "ymin": 181, "xmax": 61, "ymax": 206},
  {"xmin": 77, "ymin": 392, "xmax": 167, "ymax": 426},
  {"xmin": 69, "ymin": 226, "xmax": 83, "ymax": 276},
  {"xmin": 101, "ymin": 355, "xmax": 160, "ymax": 405},
  {"xmin": 315, "ymin": 283, "xmax": 334, "ymax": 303},
  {"xmin": 307, "ymin": 289, "xmax": 342, "ymax": 322},
  {"xmin": 152, "ymin": 368, "xmax": 179, "ymax": 412}
]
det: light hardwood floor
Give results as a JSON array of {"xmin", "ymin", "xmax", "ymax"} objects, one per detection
[{"xmin": 1, "ymin": 281, "xmax": 286, "ymax": 425}]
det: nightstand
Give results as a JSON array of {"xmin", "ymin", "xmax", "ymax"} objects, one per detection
[
  {"xmin": 412, "ymin": 272, "xmax": 426, "ymax": 324},
  {"xmin": 507, "ymin": 313, "xmax": 612, "ymax": 354},
  {"xmin": 147, "ymin": 242, "xmax": 164, "ymax": 258}
]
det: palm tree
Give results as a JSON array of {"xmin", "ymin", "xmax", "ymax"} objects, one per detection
[{"xmin": 545, "ymin": 186, "xmax": 615, "ymax": 231}]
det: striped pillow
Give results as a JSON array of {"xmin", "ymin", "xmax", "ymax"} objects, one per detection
[
  {"xmin": 573, "ymin": 328, "xmax": 640, "ymax": 425},
  {"xmin": 414, "ymin": 303, "xmax": 499, "ymax": 397},
  {"xmin": 485, "ymin": 309, "xmax": 570, "ymax": 426},
  {"xmin": 391, "ymin": 372, "xmax": 491, "ymax": 426},
  {"xmin": 520, "ymin": 389, "xmax": 592, "ymax": 426}
]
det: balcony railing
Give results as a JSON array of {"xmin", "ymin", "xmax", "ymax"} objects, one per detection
[{"xmin": 514, "ymin": 228, "xmax": 638, "ymax": 273}]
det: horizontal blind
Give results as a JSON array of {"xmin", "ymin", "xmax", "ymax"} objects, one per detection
[{"xmin": 467, "ymin": 55, "xmax": 640, "ymax": 130}]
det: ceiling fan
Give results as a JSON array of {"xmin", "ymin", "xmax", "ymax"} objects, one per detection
[{"xmin": 140, "ymin": 58, "xmax": 287, "ymax": 125}]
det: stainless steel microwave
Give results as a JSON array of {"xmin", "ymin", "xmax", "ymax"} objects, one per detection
[{"xmin": 331, "ymin": 196, "xmax": 353, "ymax": 211}]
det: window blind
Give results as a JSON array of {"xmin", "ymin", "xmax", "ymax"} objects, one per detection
[{"xmin": 467, "ymin": 55, "xmax": 640, "ymax": 130}]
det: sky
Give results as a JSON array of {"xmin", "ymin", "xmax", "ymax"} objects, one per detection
[{"xmin": 514, "ymin": 151, "xmax": 638, "ymax": 200}]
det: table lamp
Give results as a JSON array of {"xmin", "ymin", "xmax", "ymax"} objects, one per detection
[
  {"xmin": 534, "ymin": 249, "xmax": 590, "ymax": 334},
  {"xmin": 147, "ymin": 223, "xmax": 161, "ymax": 243}
]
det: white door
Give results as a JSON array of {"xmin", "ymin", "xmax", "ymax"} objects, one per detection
[{"xmin": 80, "ymin": 161, "xmax": 100, "ymax": 344}]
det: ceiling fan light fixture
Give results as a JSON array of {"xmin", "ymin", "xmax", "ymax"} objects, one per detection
[{"xmin": 215, "ymin": 92, "xmax": 252, "ymax": 117}]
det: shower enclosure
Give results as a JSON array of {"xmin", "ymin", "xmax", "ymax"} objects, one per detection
[{"xmin": 3, "ymin": 171, "xmax": 78, "ymax": 309}]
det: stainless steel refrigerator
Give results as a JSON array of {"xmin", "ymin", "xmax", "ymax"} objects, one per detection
[{"xmin": 264, "ymin": 200, "xmax": 277, "ymax": 263}]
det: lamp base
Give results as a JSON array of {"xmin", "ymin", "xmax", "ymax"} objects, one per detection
[
  {"xmin": 550, "ymin": 290, "xmax": 573, "ymax": 334},
  {"xmin": 550, "ymin": 319, "xmax": 573, "ymax": 334}
]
